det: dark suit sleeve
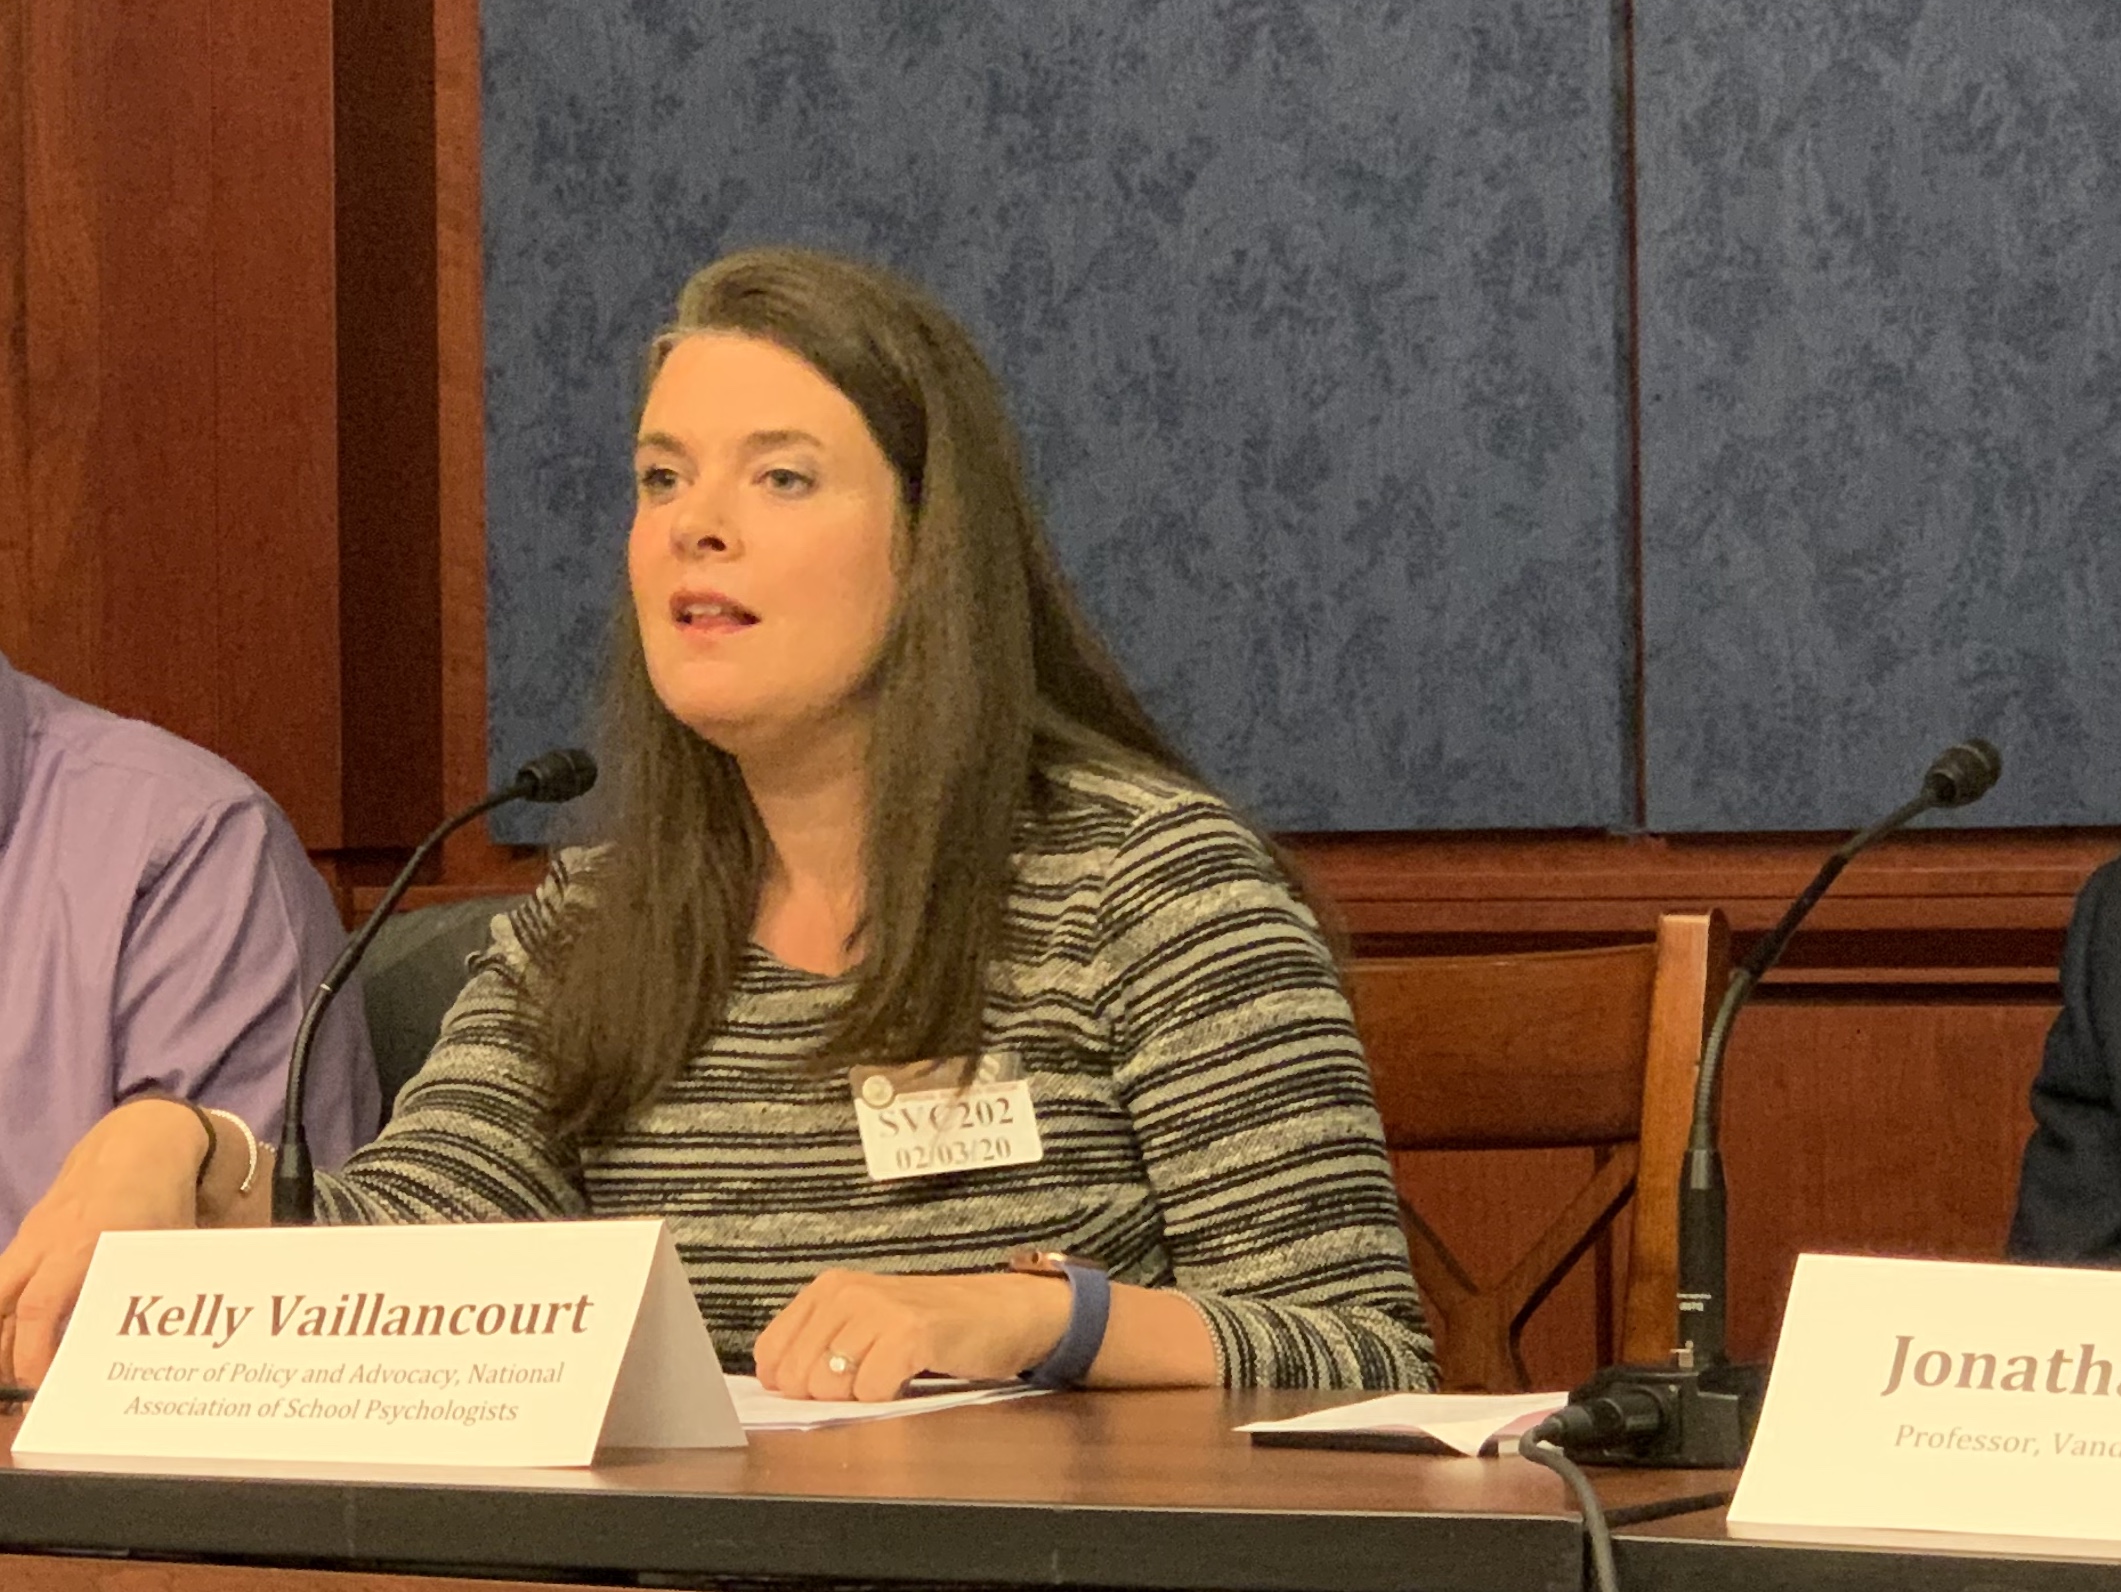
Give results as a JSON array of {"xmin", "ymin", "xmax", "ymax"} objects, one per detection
[{"xmin": 2010, "ymin": 857, "xmax": 2121, "ymax": 1263}]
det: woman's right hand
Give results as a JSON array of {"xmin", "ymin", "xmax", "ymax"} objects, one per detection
[{"xmin": 0, "ymin": 1099, "xmax": 210, "ymax": 1389}]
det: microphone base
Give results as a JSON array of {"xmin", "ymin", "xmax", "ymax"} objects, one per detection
[
  {"xmin": 1560, "ymin": 1359, "xmax": 1766, "ymax": 1468},
  {"xmin": 271, "ymin": 1139, "xmax": 315, "ymax": 1227}
]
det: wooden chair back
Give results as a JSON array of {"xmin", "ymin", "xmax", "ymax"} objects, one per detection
[{"xmin": 1349, "ymin": 913, "xmax": 1728, "ymax": 1393}]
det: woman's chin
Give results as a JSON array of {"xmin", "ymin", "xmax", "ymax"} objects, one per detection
[
  {"xmin": 660, "ymin": 700, "xmax": 799, "ymax": 762},
  {"xmin": 664, "ymin": 703, "xmax": 756, "ymax": 753},
  {"xmin": 661, "ymin": 697, "xmax": 875, "ymax": 779}
]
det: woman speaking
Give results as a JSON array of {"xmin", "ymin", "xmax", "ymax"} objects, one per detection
[{"xmin": 0, "ymin": 249, "xmax": 1434, "ymax": 1399}]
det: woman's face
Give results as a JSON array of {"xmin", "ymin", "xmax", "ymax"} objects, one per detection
[{"xmin": 629, "ymin": 332, "xmax": 903, "ymax": 763}]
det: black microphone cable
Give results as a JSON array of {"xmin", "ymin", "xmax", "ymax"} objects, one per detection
[
  {"xmin": 1517, "ymin": 1406, "xmax": 1744, "ymax": 1592},
  {"xmin": 1520, "ymin": 1421, "xmax": 1619, "ymax": 1592},
  {"xmin": 1518, "ymin": 1386, "xmax": 1665, "ymax": 1592}
]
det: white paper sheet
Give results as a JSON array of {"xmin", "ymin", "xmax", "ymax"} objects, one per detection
[
  {"xmin": 1239, "ymin": 1392, "xmax": 1566, "ymax": 1457},
  {"xmin": 728, "ymin": 1375, "xmax": 1046, "ymax": 1431}
]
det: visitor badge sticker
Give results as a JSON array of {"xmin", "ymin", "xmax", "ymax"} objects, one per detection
[
  {"xmin": 10, "ymin": 1218, "xmax": 743, "ymax": 1470},
  {"xmin": 850, "ymin": 1054, "xmax": 1043, "ymax": 1182}
]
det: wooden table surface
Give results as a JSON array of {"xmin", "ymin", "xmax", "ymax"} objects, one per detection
[
  {"xmin": 13, "ymin": 1392, "xmax": 2121, "ymax": 1591},
  {"xmin": 1, "ymin": 1392, "xmax": 1731, "ymax": 1592}
]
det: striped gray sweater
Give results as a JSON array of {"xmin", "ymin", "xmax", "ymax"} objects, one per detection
[{"xmin": 317, "ymin": 763, "xmax": 1435, "ymax": 1390}]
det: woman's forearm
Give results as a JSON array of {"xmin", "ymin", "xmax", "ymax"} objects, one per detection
[{"xmin": 1084, "ymin": 1282, "xmax": 1217, "ymax": 1388}]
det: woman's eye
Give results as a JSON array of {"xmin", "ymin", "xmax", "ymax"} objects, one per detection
[
  {"xmin": 637, "ymin": 465, "xmax": 679, "ymax": 494},
  {"xmin": 760, "ymin": 467, "xmax": 813, "ymax": 495}
]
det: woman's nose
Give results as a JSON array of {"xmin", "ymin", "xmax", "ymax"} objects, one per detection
[{"xmin": 670, "ymin": 492, "xmax": 734, "ymax": 558}]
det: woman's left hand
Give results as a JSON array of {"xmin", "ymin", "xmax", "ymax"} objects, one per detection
[{"xmin": 753, "ymin": 1270, "xmax": 1071, "ymax": 1401}]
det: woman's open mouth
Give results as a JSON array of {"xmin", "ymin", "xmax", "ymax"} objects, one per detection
[{"xmin": 671, "ymin": 592, "xmax": 760, "ymax": 634}]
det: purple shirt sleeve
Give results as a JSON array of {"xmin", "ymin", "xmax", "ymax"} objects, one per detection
[{"xmin": 111, "ymin": 796, "xmax": 380, "ymax": 1167}]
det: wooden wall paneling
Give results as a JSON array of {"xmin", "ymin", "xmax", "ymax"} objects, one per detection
[
  {"xmin": 0, "ymin": 0, "xmax": 26, "ymax": 657},
  {"xmin": 210, "ymin": 0, "xmax": 342, "ymax": 845},
  {"xmin": 367, "ymin": 828, "xmax": 2115, "ymax": 946},
  {"xmin": 18, "ymin": 0, "xmax": 104, "ymax": 699},
  {"xmin": 1287, "ymin": 829, "xmax": 2115, "ymax": 968},
  {"xmin": 1718, "ymin": 994, "xmax": 2056, "ymax": 1365},
  {"xmin": 333, "ymin": 0, "xmax": 443, "ymax": 850},
  {"xmin": 89, "ymin": 0, "xmax": 221, "ymax": 749},
  {"xmin": 436, "ymin": 0, "xmax": 493, "ymax": 838},
  {"xmin": 12, "ymin": 1, "xmax": 348, "ymax": 849}
]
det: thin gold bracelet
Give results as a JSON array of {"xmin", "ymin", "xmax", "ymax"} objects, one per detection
[{"xmin": 200, "ymin": 1107, "xmax": 262, "ymax": 1197}]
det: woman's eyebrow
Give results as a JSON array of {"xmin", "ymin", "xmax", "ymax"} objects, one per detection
[
  {"xmin": 737, "ymin": 428, "xmax": 824, "ymax": 456},
  {"xmin": 635, "ymin": 427, "xmax": 824, "ymax": 458}
]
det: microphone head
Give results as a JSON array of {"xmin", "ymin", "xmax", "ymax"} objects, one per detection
[
  {"xmin": 511, "ymin": 748, "xmax": 599, "ymax": 804},
  {"xmin": 1922, "ymin": 739, "xmax": 2001, "ymax": 808}
]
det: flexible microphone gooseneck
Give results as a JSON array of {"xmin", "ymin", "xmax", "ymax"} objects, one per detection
[
  {"xmin": 270, "ymin": 750, "xmax": 598, "ymax": 1225},
  {"xmin": 1547, "ymin": 739, "xmax": 2001, "ymax": 1470}
]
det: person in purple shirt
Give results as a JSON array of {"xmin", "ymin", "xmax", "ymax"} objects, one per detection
[{"xmin": 0, "ymin": 652, "xmax": 379, "ymax": 1249}]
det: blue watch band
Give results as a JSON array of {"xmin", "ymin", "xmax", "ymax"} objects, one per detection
[{"xmin": 1022, "ymin": 1260, "xmax": 1110, "ymax": 1389}]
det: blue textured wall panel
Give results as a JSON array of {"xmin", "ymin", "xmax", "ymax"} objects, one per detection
[
  {"xmin": 1638, "ymin": 0, "xmax": 2121, "ymax": 829},
  {"xmin": 482, "ymin": 0, "xmax": 1633, "ymax": 838}
]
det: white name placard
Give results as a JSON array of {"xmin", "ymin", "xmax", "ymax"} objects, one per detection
[
  {"xmin": 1731, "ymin": 1253, "xmax": 2121, "ymax": 1554},
  {"xmin": 11, "ymin": 1218, "xmax": 743, "ymax": 1471}
]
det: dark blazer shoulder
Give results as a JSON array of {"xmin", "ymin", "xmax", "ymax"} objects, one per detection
[
  {"xmin": 2010, "ymin": 853, "xmax": 2121, "ymax": 1262},
  {"xmin": 2074, "ymin": 857, "xmax": 2121, "ymax": 947},
  {"xmin": 2059, "ymin": 857, "xmax": 2121, "ymax": 1062}
]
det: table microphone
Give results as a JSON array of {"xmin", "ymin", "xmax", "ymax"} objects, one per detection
[
  {"xmin": 1545, "ymin": 738, "xmax": 2002, "ymax": 1467},
  {"xmin": 270, "ymin": 749, "xmax": 598, "ymax": 1225}
]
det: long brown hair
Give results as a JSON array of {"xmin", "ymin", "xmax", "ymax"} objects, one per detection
[{"xmin": 540, "ymin": 247, "xmax": 1206, "ymax": 1139}]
